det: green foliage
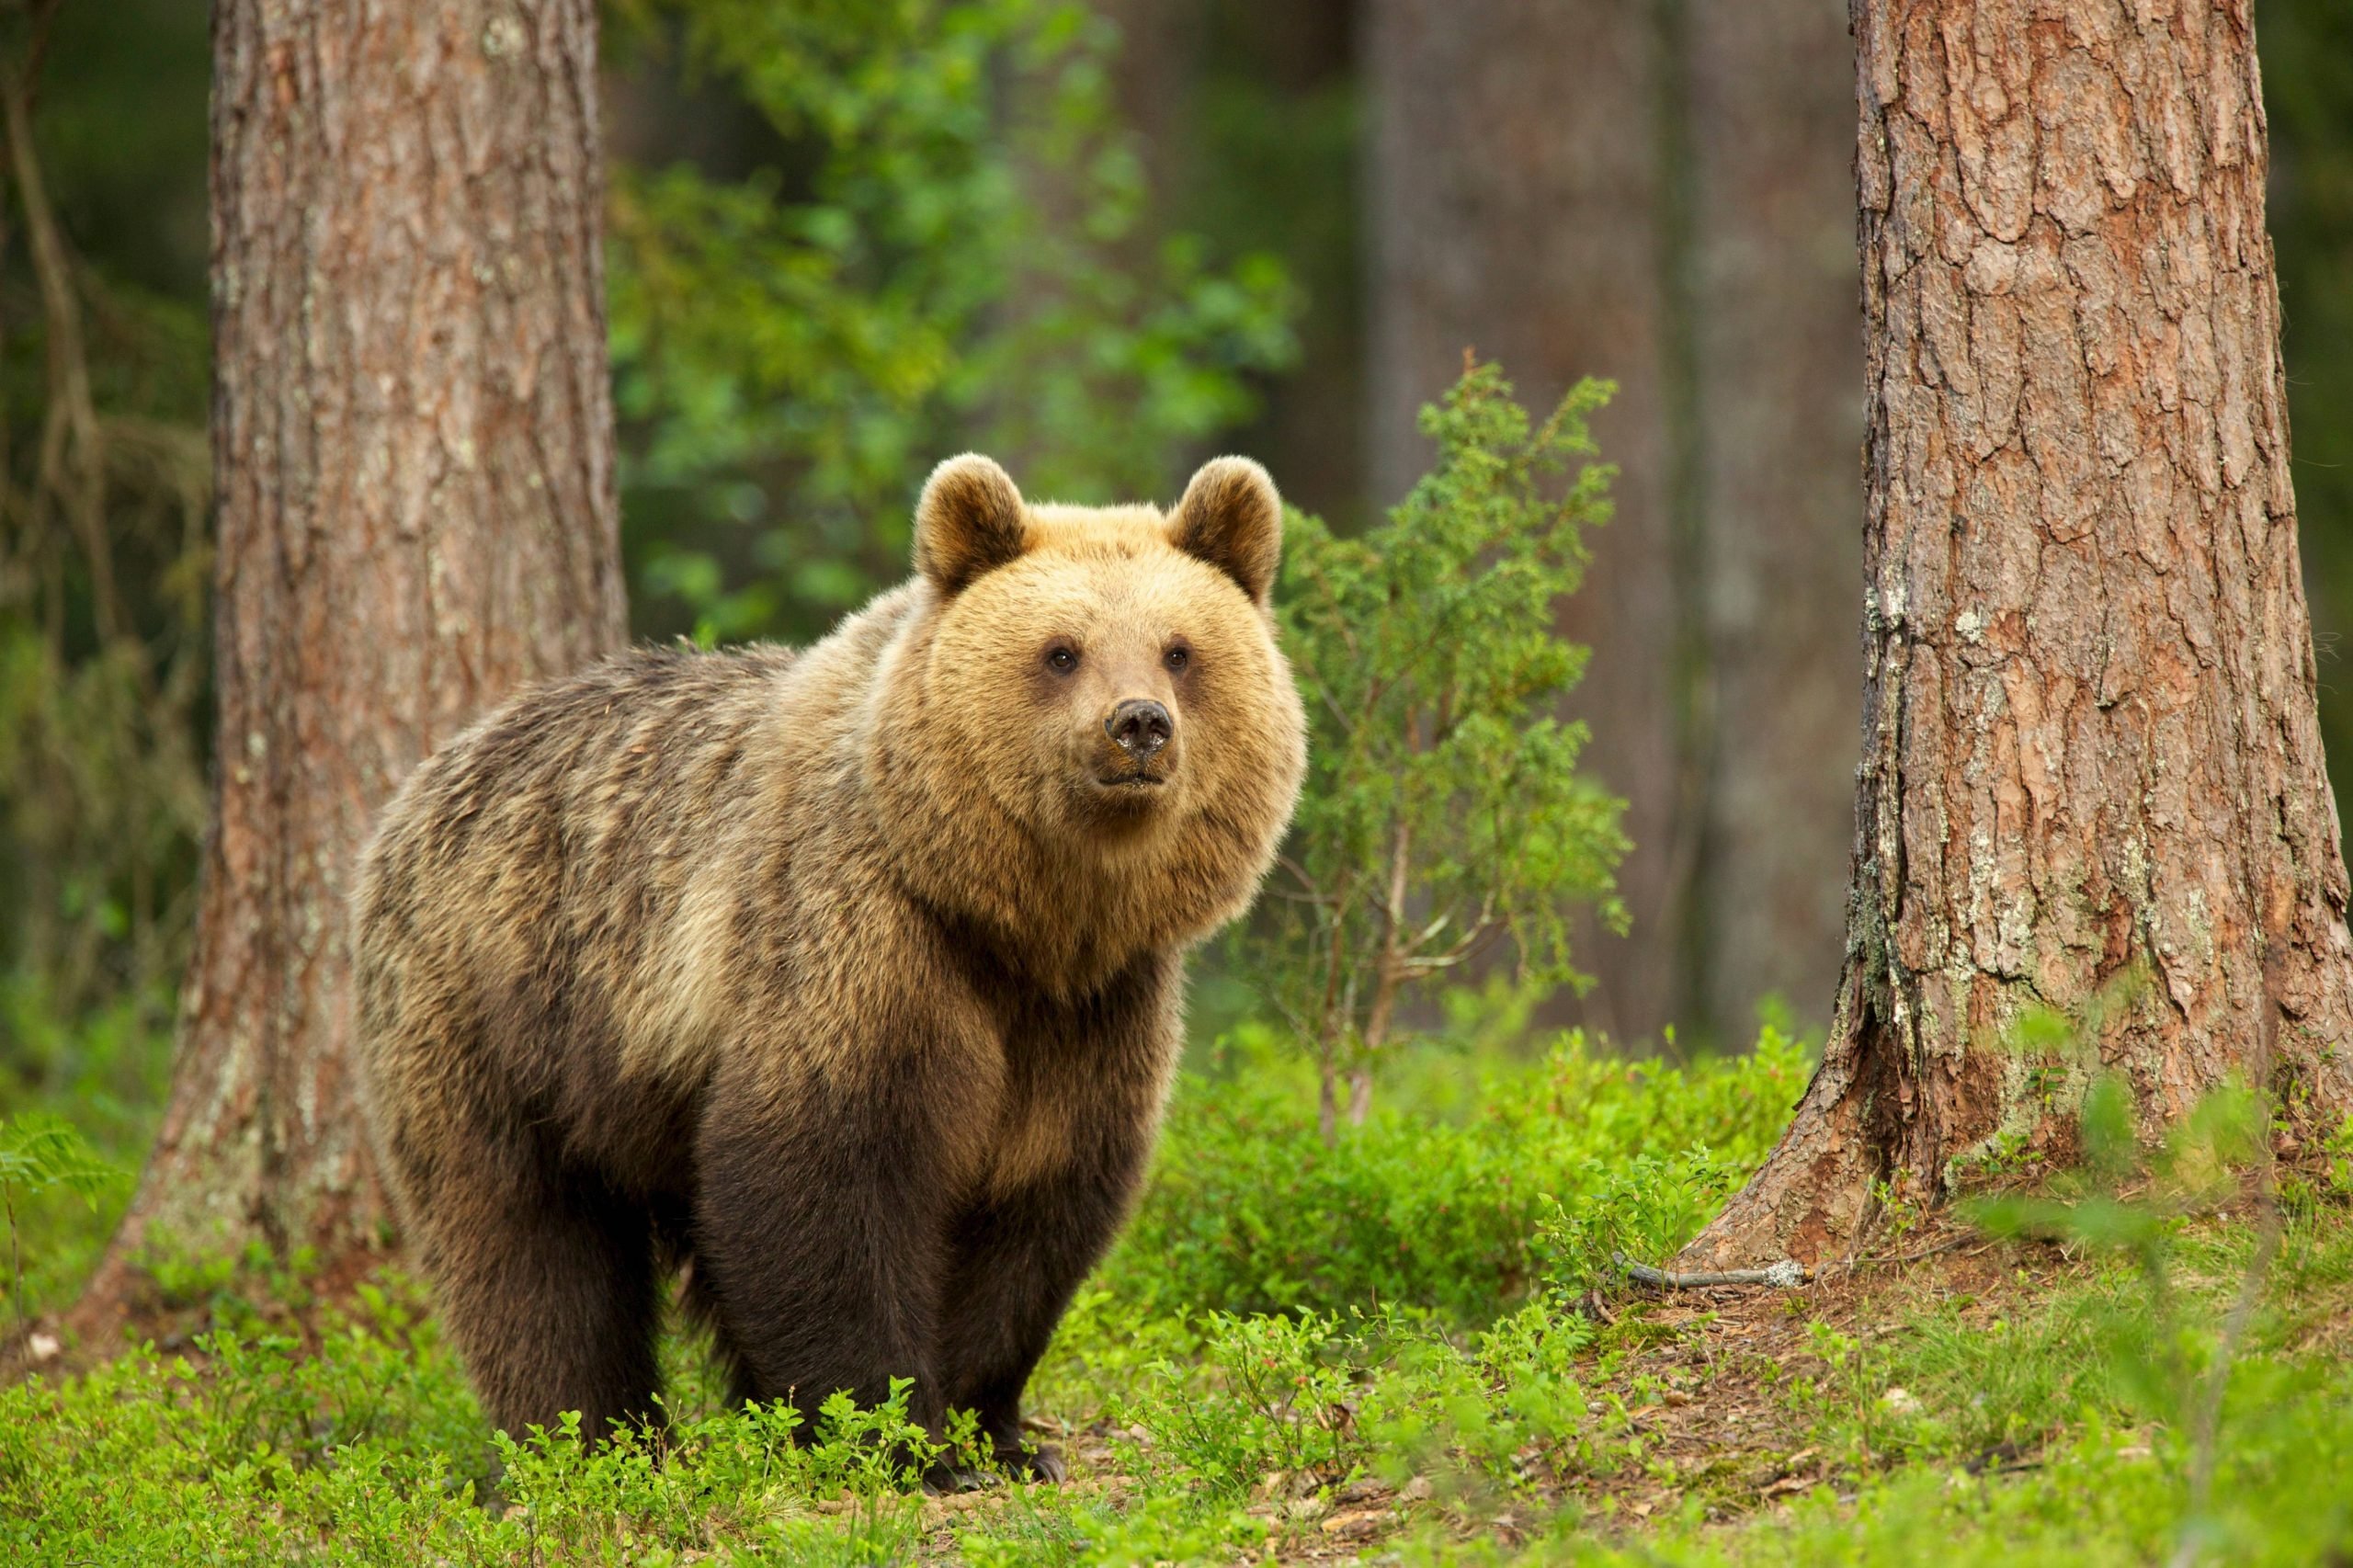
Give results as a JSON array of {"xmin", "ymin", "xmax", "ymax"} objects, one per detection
[
  {"xmin": 1962, "ymin": 1070, "xmax": 2285, "ymax": 1553},
  {"xmin": 0, "ymin": 1109, "xmax": 119, "ymax": 1330},
  {"xmin": 1050, "ymin": 1290, "xmax": 1600, "ymax": 1539},
  {"xmin": 1099, "ymin": 1012, "xmax": 1810, "ymax": 1322},
  {"xmin": 485, "ymin": 1381, "xmax": 947, "ymax": 1566},
  {"xmin": 1134, "ymin": 1308, "xmax": 1366, "ymax": 1496},
  {"xmin": 0, "ymin": 982, "xmax": 171, "ymax": 1319},
  {"xmin": 1356, "ymin": 1297, "xmax": 1596, "ymax": 1498},
  {"xmin": 1243, "ymin": 362, "xmax": 1628, "ymax": 1117},
  {"xmin": 1676, "ymin": 1212, "xmax": 2353, "ymax": 1568},
  {"xmin": 1529, "ymin": 1389, "xmax": 2353, "ymax": 1566},
  {"xmin": 1973, "ymin": 1074, "xmax": 2263, "ymax": 1263},
  {"xmin": 9, "ymin": 1039, "xmax": 2353, "ymax": 1564},
  {"xmin": 0, "ymin": 1278, "xmax": 948, "ymax": 1564},
  {"xmin": 608, "ymin": 0, "xmax": 1299, "ymax": 643},
  {"xmin": 2294, "ymin": 1108, "xmax": 2353, "ymax": 1209},
  {"xmin": 0, "ymin": 1112, "xmax": 116, "ymax": 1208}
]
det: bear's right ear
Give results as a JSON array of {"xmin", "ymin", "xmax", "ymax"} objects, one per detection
[
  {"xmin": 914, "ymin": 453, "xmax": 1029, "ymax": 594},
  {"xmin": 1167, "ymin": 456, "xmax": 1282, "ymax": 608}
]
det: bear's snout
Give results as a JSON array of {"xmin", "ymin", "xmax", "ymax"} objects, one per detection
[{"xmin": 1105, "ymin": 699, "xmax": 1173, "ymax": 761}]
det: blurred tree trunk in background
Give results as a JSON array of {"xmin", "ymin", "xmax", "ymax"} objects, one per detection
[
  {"xmin": 1093, "ymin": 0, "xmax": 1363, "ymax": 526},
  {"xmin": 0, "ymin": 0, "xmax": 210, "ymax": 1027},
  {"xmin": 1684, "ymin": 0, "xmax": 2353, "ymax": 1268},
  {"xmin": 2261, "ymin": 0, "xmax": 2353, "ymax": 819},
  {"xmin": 74, "ymin": 0, "xmax": 626, "ymax": 1330},
  {"xmin": 1684, "ymin": 0, "xmax": 1862, "ymax": 1041},
  {"xmin": 1364, "ymin": 0, "xmax": 1859, "ymax": 1049},
  {"xmin": 1366, "ymin": 0, "xmax": 1677, "ymax": 1046}
]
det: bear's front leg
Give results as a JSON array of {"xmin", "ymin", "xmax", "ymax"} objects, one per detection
[
  {"xmin": 936, "ymin": 1136, "xmax": 1153, "ymax": 1483},
  {"xmin": 691, "ymin": 1038, "xmax": 972, "ymax": 1475}
]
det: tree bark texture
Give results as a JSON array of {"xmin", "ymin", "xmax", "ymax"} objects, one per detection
[
  {"xmin": 1683, "ymin": 0, "xmax": 2353, "ymax": 1267},
  {"xmin": 1365, "ymin": 0, "xmax": 1861, "ymax": 1046},
  {"xmin": 76, "ymin": 0, "xmax": 625, "ymax": 1323}
]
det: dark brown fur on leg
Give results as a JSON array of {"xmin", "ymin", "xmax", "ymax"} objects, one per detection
[
  {"xmin": 689, "ymin": 1031, "xmax": 963, "ymax": 1451},
  {"xmin": 927, "ymin": 955, "xmax": 1171, "ymax": 1480},
  {"xmin": 937, "ymin": 1153, "xmax": 1146, "ymax": 1480},
  {"xmin": 409, "ymin": 1153, "xmax": 663, "ymax": 1445}
]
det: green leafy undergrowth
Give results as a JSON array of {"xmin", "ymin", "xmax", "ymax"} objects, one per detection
[
  {"xmin": 0, "ymin": 1110, "xmax": 119, "ymax": 1335},
  {"xmin": 1096, "ymin": 1016, "xmax": 1810, "ymax": 1322},
  {"xmin": 4, "ymin": 1276, "xmax": 973, "ymax": 1565},
  {"xmin": 13, "ymin": 1211, "xmax": 2353, "ymax": 1565},
  {"xmin": 9, "ymin": 1033, "xmax": 2353, "ymax": 1565},
  {"xmin": 0, "ymin": 980, "xmax": 167, "ymax": 1319},
  {"xmin": 1019, "ymin": 1204, "xmax": 2353, "ymax": 1567}
]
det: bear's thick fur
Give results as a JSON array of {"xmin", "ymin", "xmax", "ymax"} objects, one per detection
[{"xmin": 351, "ymin": 454, "xmax": 1305, "ymax": 1476}]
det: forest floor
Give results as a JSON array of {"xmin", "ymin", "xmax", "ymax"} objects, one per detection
[
  {"xmin": 904, "ymin": 1204, "xmax": 2352, "ymax": 1565},
  {"xmin": 7, "ymin": 1028, "xmax": 2353, "ymax": 1563}
]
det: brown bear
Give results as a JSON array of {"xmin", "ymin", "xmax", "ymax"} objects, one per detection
[{"xmin": 350, "ymin": 453, "xmax": 1305, "ymax": 1481}]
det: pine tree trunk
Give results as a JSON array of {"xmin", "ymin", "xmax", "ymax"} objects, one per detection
[
  {"xmin": 73, "ymin": 0, "xmax": 625, "ymax": 1329},
  {"xmin": 1681, "ymin": 0, "xmax": 2353, "ymax": 1268}
]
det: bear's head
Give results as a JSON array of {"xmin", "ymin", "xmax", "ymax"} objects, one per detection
[{"xmin": 871, "ymin": 453, "xmax": 1308, "ymax": 989}]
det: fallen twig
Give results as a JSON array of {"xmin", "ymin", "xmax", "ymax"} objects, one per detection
[
  {"xmin": 1617, "ymin": 1230, "xmax": 1983, "ymax": 1292},
  {"xmin": 1614, "ymin": 1254, "xmax": 1811, "ymax": 1290}
]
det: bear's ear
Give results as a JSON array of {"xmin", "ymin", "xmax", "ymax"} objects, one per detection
[
  {"xmin": 914, "ymin": 453, "xmax": 1030, "ymax": 594},
  {"xmin": 1166, "ymin": 456, "xmax": 1282, "ymax": 608}
]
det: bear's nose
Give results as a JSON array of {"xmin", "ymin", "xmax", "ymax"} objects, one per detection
[{"xmin": 1106, "ymin": 699, "xmax": 1173, "ymax": 760}]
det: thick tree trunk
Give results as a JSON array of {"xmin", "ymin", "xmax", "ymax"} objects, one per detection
[
  {"xmin": 74, "ymin": 0, "xmax": 625, "ymax": 1328},
  {"xmin": 1364, "ymin": 0, "xmax": 1860, "ymax": 1046},
  {"xmin": 1682, "ymin": 0, "xmax": 2353, "ymax": 1268}
]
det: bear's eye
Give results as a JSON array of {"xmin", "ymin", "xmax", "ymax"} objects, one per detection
[
  {"xmin": 1045, "ymin": 643, "xmax": 1080, "ymax": 675},
  {"xmin": 1164, "ymin": 643, "xmax": 1191, "ymax": 673}
]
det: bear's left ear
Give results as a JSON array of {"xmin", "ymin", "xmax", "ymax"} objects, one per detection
[
  {"xmin": 915, "ymin": 453, "xmax": 1030, "ymax": 595},
  {"xmin": 1166, "ymin": 457, "xmax": 1282, "ymax": 608}
]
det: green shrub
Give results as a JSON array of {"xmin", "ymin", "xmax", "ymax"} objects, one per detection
[
  {"xmin": 1099, "ymin": 1016, "xmax": 1811, "ymax": 1322},
  {"xmin": 0, "ymin": 1108, "xmax": 121, "ymax": 1331},
  {"xmin": 1131, "ymin": 1308, "xmax": 1368, "ymax": 1498},
  {"xmin": 1242, "ymin": 362, "xmax": 1628, "ymax": 1127}
]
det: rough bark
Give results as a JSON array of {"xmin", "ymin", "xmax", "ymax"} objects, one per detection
[
  {"xmin": 1683, "ymin": 0, "xmax": 2353, "ymax": 1267},
  {"xmin": 1364, "ymin": 0, "xmax": 1861, "ymax": 1045},
  {"xmin": 74, "ymin": 0, "xmax": 625, "ymax": 1328}
]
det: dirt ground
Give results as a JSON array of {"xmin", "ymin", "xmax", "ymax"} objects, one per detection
[{"xmin": 911, "ymin": 1220, "xmax": 2090, "ymax": 1563}]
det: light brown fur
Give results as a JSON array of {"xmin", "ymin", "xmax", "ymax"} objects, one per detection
[{"xmin": 352, "ymin": 455, "xmax": 1304, "ymax": 1469}]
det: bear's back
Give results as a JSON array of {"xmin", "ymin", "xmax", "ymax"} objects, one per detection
[
  {"xmin": 353, "ymin": 642, "xmax": 824, "ymax": 1174},
  {"xmin": 358, "ymin": 642, "xmax": 801, "ymax": 949}
]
